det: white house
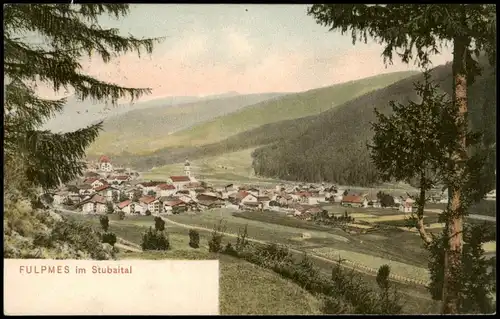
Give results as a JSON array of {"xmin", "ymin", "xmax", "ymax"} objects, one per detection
[
  {"xmin": 137, "ymin": 181, "xmax": 164, "ymax": 195},
  {"xmin": 156, "ymin": 183, "xmax": 177, "ymax": 197},
  {"xmin": 169, "ymin": 176, "xmax": 193, "ymax": 190},
  {"xmin": 485, "ymin": 189, "xmax": 496, "ymax": 201},
  {"xmin": 80, "ymin": 194, "xmax": 107, "ymax": 214},
  {"xmin": 399, "ymin": 198, "xmax": 415, "ymax": 213},
  {"xmin": 306, "ymin": 194, "xmax": 325, "ymax": 205},
  {"xmin": 241, "ymin": 193, "xmax": 259, "ymax": 205},
  {"xmin": 117, "ymin": 200, "xmax": 145, "ymax": 215},
  {"xmin": 256, "ymin": 195, "xmax": 271, "ymax": 209},
  {"xmin": 78, "ymin": 184, "xmax": 94, "ymax": 196},
  {"xmin": 98, "ymin": 155, "xmax": 113, "ymax": 172},
  {"xmin": 53, "ymin": 192, "xmax": 69, "ymax": 205},
  {"xmin": 139, "ymin": 196, "xmax": 162, "ymax": 215},
  {"xmin": 90, "ymin": 179, "xmax": 107, "ymax": 190}
]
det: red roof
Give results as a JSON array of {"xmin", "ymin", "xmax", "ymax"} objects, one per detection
[
  {"xmin": 157, "ymin": 183, "xmax": 176, "ymax": 190},
  {"xmin": 95, "ymin": 185, "xmax": 111, "ymax": 192},
  {"xmin": 90, "ymin": 194, "xmax": 107, "ymax": 204},
  {"xmin": 230, "ymin": 191, "xmax": 249, "ymax": 200},
  {"xmin": 83, "ymin": 177, "xmax": 99, "ymax": 184},
  {"xmin": 139, "ymin": 181, "xmax": 165, "ymax": 187},
  {"xmin": 342, "ymin": 195, "xmax": 364, "ymax": 204},
  {"xmin": 117, "ymin": 200, "xmax": 132, "ymax": 209},
  {"xmin": 139, "ymin": 196, "xmax": 157, "ymax": 204},
  {"xmin": 170, "ymin": 176, "xmax": 191, "ymax": 182},
  {"xmin": 111, "ymin": 175, "xmax": 129, "ymax": 181},
  {"xmin": 163, "ymin": 200, "xmax": 185, "ymax": 207},
  {"xmin": 99, "ymin": 155, "xmax": 111, "ymax": 163}
]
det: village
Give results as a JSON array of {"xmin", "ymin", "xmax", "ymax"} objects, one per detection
[{"xmin": 45, "ymin": 155, "xmax": 461, "ymax": 224}]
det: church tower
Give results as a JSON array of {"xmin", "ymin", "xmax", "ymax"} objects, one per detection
[{"xmin": 184, "ymin": 159, "xmax": 191, "ymax": 177}]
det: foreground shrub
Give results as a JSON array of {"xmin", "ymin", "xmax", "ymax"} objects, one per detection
[
  {"xmin": 188, "ymin": 229, "xmax": 200, "ymax": 248},
  {"xmin": 208, "ymin": 220, "xmax": 226, "ymax": 253},
  {"xmin": 102, "ymin": 232, "xmax": 117, "ymax": 247},
  {"xmin": 154, "ymin": 216, "xmax": 165, "ymax": 231},
  {"xmin": 141, "ymin": 227, "xmax": 170, "ymax": 251}
]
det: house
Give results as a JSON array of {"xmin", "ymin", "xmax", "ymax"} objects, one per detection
[
  {"xmin": 169, "ymin": 176, "xmax": 193, "ymax": 190},
  {"xmin": 228, "ymin": 191, "xmax": 249, "ymax": 205},
  {"xmin": 77, "ymin": 184, "xmax": 94, "ymax": 196},
  {"xmin": 90, "ymin": 179, "xmax": 108, "ymax": 190},
  {"xmin": 225, "ymin": 184, "xmax": 238, "ymax": 193},
  {"xmin": 94, "ymin": 184, "xmax": 119, "ymax": 202},
  {"xmin": 341, "ymin": 195, "xmax": 366, "ymax": 208},
  {"xmin": 197, "ymin": 193, "xmax": 221, "ymax": 202},
  {"xmin": 292, "ymin": 204, "xmax": 313, "ymax": 217},
  {"xmin": 399, "ymin": 198, "xmax": 415, "ymax": 213},
  {"xmin": 156, "ymin": 183, "xmax": 177, "ymax": 197},
  {"xmin": 98, "ymin": 155, "xmax": 113, "ymax": 172},
  {"xmin": 306, "ymin": 193, "xmax": 325, "ymax": 205},
  {"xmin": 241, "ymin": 193, "xmax": 259, "ymax": 205},
  {"xmin": 137, "ymin": 181, "xmax": 163, "ymax": 195},
  {"xmin": 365, "ymin": 194, "xmax": 381, "ymax": 208},
  {"xmin": 123, "ymin": 187, "xmax": 140, "ymax": 200},
  {"xmin": 139, "ymin": 196, "xmax": 162, "ymax": 215},
  {"xmin": 485, "ymin": 189, "xmax": 496, "ymax": 201},
  {"xmin": 79, "ymin": 194, "xmax": 107, "ymax": 214},
  {"xmin": 159, "ymin": 196, "xmax": 187, "ymax": 214},
  {"xmin": 83, "ymin": 171, "xmax": 101, "ymax": 179},
  {"xmin": 107, "ymin": 175, "xmax": 130, "ymax": 185},
  {"xmin": 117, "ymin": 200, "xmax": 145, "ymax": 215},
  {"xmin": 53, "ymin": 191, "xmax": 69, "ymax": 205},
  {"xmin": 256, "ymin": 195, "xmax": 271, "ymax": 209},
  {"xmin": 247, "ymin": 187, "xmax": 260, "ymax": 197}
]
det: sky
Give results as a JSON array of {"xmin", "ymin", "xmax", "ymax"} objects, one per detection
[{"xmin": 37, "ymin": 4, "xmax": 453, "ymax": 102}]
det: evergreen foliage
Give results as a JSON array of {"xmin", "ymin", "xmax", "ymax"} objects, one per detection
[{"xmin": 3, "ymin": 4, "xmax": 162, "ymax": 191}]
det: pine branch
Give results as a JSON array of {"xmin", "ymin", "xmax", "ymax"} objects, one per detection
[{"xmin": 19, "ymin": 123, "xmax": 103, "ymax": 189}]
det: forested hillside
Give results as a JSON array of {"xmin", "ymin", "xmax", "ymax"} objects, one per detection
[{"xmin": 251, "ymin": 59, "xmax": 496, "ymax": 186}]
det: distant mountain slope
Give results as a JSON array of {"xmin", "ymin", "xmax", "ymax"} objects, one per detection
[
  {"xmin": 250, "ymin": 60, "xmax": 496, "ymax": 186},
  {"xmin": 43, "ymin": 95, "xmax": 205, "ymax": 133},
  {"xmin": 115, "ymin": 71, "xmax": 419, "ymax": 151},
  {"xmin": 116, "ymin": 60, "xmax": 495, "ymax": 189},
  {"xmin": 86, "ymin": 92, "xmax": 284, "ymax": 155}
]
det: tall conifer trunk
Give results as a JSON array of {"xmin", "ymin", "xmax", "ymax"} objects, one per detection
[{"xmin": 442, "ymin": 34, "xmax": 468, "ymax": 315}]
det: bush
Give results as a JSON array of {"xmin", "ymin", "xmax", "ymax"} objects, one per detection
[
  {"xmin": 208, "ymin": 220, "xmax": 226, "ymax": 253},
  {"xmin": 141, "ymin": 227, "xmax": 170, "ymax": 251},
  {"xmin": 117, "ymin": 210, "xmax": 125, "ymax": 220},
  {"xmin": 189, "ymin": 229, "xmax": 200, "ymax": 248},
  {"xmin": 106, "ymin": 202, "xmax": 114, "ymax": 214},
  {"xmin": 223, "ymin": 242, "xmax": 237, "ymax": 256},
  {"xmin": 235, "ymin": 224, "xmax": 249, "ymax": 252},
  {"xmin": 154, "ymin": 216, "xmax": 165, "ymax": 231},
  {"xmin": 145, "ymin": 210, "xmax": 152, "ymax": 216},
  {"xmin": 102, "ymin": 232, "xmax": 117, "ymax": 247},
  {"xmin": 99, "ymin": 215, "xmax": 109, "ymax": 232}
]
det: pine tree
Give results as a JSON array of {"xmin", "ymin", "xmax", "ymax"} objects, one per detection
[
  {"xmin": 307, "ymin": 4, "xmax": 496, "ymax": 313},
  {"xmin": 369, "ymin": 71, "xmax": 455, "ymax": 245},
  {"xmin": 4, "ymin": 4, "xmax": 162, "ymax": 193}
]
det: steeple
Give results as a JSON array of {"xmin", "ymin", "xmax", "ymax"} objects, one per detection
[{"xmin": 184, "ymin": 159, "xmax": 191, "ymax": 177}]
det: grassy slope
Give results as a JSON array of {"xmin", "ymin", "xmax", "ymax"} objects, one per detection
[
  {"xmin": 62, "ymin": 212, "xmax": 320, "ymax": 315},
  {"xmin": 62, "ymin": 212, "xmax": 438, "ymax": 314},
  {"xmin": 133, "ymin": 71, "xmax": 419, "ymax": 150},
  {"xmin": 87, "ymin": 92, "xmax": 283, "ymax": 156}
]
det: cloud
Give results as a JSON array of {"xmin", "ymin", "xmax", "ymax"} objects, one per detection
[{"xmin": 35, "ymin": 26, "xmax": 454, "ymax": 101}]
